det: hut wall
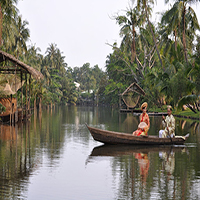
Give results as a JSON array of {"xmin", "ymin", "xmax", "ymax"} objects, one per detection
[
  {"xmin": 0, "ymin": 125, "xmax": 16, "ymax": 141},
  {"xmin": 0, "ymin": 98, "xmax": 17, "ymax": 115}
]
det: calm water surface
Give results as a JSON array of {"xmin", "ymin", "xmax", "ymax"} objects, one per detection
[{"xmin": 0, "ymin": 106, "xmax": 200, "ymax": 200}]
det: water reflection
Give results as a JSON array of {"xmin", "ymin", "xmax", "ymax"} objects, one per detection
[
  {"xmin": 0, "ymin": 123, "xmax": 37, "ymax": 199},
  {"xmin": 134, "ymin": 152, "xmax": 150, "ymax": 184},
  {"xmin": 87, "ymin": 144, "xmax": 189, "ymax": 199},
  {"xmin": 159, "ymin": 150, "xmax": 175, "ymax": 176},
  {"xmin": 0, "ymin": 106, "xmax": 66, "ymax": 199},
  {"xmin": 0, "ymin": 106, "xmax": 200, "ymax": 200}
]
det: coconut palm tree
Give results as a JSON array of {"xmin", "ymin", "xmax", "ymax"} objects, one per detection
[
  {"xmin": 45, "ymin": 43, "xmax": 58, "ymax": 70},
  {"xmin": 161, "ymin": 0, "xmax": 200, "ymax": 63},
  {"xmin": 131, "ymin": 0, "xmax": 163, "ymax": 68},
  {"xmin": 115, "ymin": 7, "xmax": 145, "ymax": 63},
  {"xmin": 55, "ymin": 48, "xmax": 67, "ymax": 72},
  {"xmin": 0, "ymin": 0, "xmax": 18, "ymax": 47},
  {"xmin": 23, "ymin": 45, "xmax": 42, "ymax": 71},
  {"xmin": 13, "ymin": 15, "xmax": 30, "ymax": 58}
]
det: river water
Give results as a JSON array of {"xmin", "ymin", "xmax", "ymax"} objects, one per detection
[{"xmin": 0, "ymin": 105, "xmax": 200, "ymax": 200}]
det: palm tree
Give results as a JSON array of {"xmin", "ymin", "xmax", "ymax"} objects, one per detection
[
  {"xmin": 115, "ymin": 7, "xmax": 145, "ymax": 63},
  {"xmin": 2, "ymin": 16, "xmax": 16, "ymax": 51},
  {"xmin": 13, "ymin": 15, "xmax": 30, "ymax": 58},
  {"xmin": 0, "ymin": 0, "xmax": 18, "ymax": 47},
  {"xmin": 45, "ymin": 43, "xmax": 58, "ymax": 70},
  {"xmin": 164, "ymin": 0, "xmax": 200, "ymax": 63},
  {"xmin": 131, "ymin": 0, "xmax": 163, "ymax": 68},
  {"xmin": 23, "ymin": 45, "xmax": 42, "ymax": 71},
  {"xmin": 160, "ymin": 3, "xmax": 182, "ymax": 53},
  {"xmin": 55, "ymin": 48, "xmax": 67, "ymax": 72}
]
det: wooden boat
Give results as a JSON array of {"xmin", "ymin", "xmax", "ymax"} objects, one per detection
[{"xmin": 86, "ymin": 124, "xmax": 189, "ymax": 145}]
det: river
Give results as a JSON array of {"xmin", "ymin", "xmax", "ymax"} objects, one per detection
[{"xmin": 0, "ymin": 105, "xmax": 200, "ymax": 200}]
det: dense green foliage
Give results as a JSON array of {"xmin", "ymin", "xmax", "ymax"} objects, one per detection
[
  {"xmin": 0, "ymin": 0, "xmax": 200, "ymax": 111},
  {"xmin": 0, "ymin": 1, "xmax": 105, "ymax": 106},
  {"xmin": 98, "ymin": 0, "xmax": 200, "ymax": 112}
]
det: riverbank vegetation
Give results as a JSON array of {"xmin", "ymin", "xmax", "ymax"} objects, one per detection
[
  {"xmin": 0, "ymin": 0, "xmax": 200, "ymax": 115},
  {"xmin": 100, "ymin": 0, "xmax": 200, "ymax": 114}
]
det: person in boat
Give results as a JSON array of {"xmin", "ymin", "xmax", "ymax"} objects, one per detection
[
  {"xmin": 159, "ymin": 105, "xmax": 175, "ymax": 138},
  {"xmin": 133, "ymin": 102, "xmax": 150, "ymax": 136}
]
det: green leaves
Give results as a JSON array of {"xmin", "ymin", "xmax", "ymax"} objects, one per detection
[{"xmin": 177, "ymin": 94, "xmax": 198, "ymax": 111}]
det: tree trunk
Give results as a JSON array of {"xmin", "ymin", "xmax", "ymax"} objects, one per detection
[
  {"xmin": 144, "ymin": 3, "xmax": 163, "ymax": 69},
  {"xmin": 39, "ymin": 97, "xmax": 42, "ymax": 111},
  {"xmin": 186, "ymin": 104, "xmax": 197, "ymax": 113},
  {"xmin": 182, "ymin": 5, "xmax": 188, "ymax": 63},
  {"xmin": 34, "ymin": 96, "xmax": 36, "ymax": 110},
  {"xmin": 174, "ymin": 29, "xmax": 177, "ymax": 52},
  {"xmin": 0, "ymin": 4, "xmax": 2, "ymax": 47},
  {"xmin": 131, "ymin": 24, "xmax": 136, "ymax": 63}
]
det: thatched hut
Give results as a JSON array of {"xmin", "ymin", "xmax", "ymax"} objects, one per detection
[
  {"xmin": 119, "ymin": 82, "xmax": 145, "ymax": 111},
  {"xmin": 0, "ymin": 50, "xmax": 43, "ymax": 123}
]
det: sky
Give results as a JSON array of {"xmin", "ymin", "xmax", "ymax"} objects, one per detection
[{"xmin": 17, "ymin": 0, "xmax": 200, "ymax": 70}]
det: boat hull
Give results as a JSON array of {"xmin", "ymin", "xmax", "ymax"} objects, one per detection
[{"xmin": 86, "ymin": 125, "xmax": 188, "ymax": 145}]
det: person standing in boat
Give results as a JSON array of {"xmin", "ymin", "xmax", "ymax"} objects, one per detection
[
  {"xmin": 159, "ymin": 105, "xmax": 175, "ymax": 138},
  {"xmin": 133, "ymin": 102, "xmax": 150, "ymax": 136}
]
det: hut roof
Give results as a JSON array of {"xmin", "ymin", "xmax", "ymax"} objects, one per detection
[
  {"xmin": 121, "ymin": 82, "xmax": 145, "ymax": 96},
  {"xmin": 120, "ymin": 82, "xmax": 145, "ymax": 109},
  {"xmin": 0, "ymin": 50, "xmax": 44, "ymax": 80}
]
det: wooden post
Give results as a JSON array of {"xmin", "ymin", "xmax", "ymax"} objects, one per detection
[
  {"xmin": 28, "ymin": 75, "xmax": 31, "ymax": 115},
  {"xmin": 15, "ymin": 66, "xmax": 18, "ymax": 123},
  {"xmin": 25, "ymin": 72, "xmax": 28, "ymax": 119},
  {"xmin": 11, "ymin": 94, "xmax": 14, "ymax": 125},
  {"xmin": 96, "ymin": 93, "xmax": 99, "ymax": 107},
  {"xmin": 119, "ymin": 95, "xmax": 121, "ymax": 110},
  {"xmin": 10, "ymin": 94, "xmax": 12, "ymax": 124},
  {"xmin": 21, "ymin": 71, "xmax": 23, "ymax": 121}
]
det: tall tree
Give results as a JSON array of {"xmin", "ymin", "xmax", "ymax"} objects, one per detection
[
  {"xmin": 132, "ymin": 0, "xmax": 163, "ymax": 68},
  {"xmin": 164, "ymin": 0, "xmax": 200, "ymax": 63},
  {"xmin": 115, "ymin": 7, "xmax": 145, "ymax": 63},
  {"xmin": 45, "ymin": 43, "xmax": 58, "ymax": 70},
  {"xmin": 14, "ymin": 15, "xmax": 30, "ymax": 58},
  {"xmin": 0, "ymin": 0, "xmax": 18, "ymax": 47}
]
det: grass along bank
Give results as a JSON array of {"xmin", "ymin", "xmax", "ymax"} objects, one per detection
[{"xmin": 147, "ymin": 107, "xmax": 200, "ymax": 121}]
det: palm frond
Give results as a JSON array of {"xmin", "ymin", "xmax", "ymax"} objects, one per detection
[{"xmin": 177, "ymin": 94, "xmax": 198, "ymax": 110}]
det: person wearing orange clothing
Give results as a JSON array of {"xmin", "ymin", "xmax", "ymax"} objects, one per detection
[
  {"xmin": 134, "ymin": 153, "xmax": 150, "ymax": 183},
  {"xmin": 133, "ymin": 102, "xmax": 150, "ymax": 136}
]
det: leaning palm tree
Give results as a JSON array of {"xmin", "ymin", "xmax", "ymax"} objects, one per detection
[{"xmin": 177, "ymin": 60, "xmax": 200, "ymax": 113}]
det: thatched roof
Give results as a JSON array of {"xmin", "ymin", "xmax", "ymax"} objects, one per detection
[
  {"xmin": 121, "ymin": 82, "xmax": 145, "ymax": 109},
  {"xmin": 0, "ymin": 50, "xmax": 44, "ymax": 80},
  {"xmin": 121, "ymin": 82, "xmax": 145, "ymax": 96}
]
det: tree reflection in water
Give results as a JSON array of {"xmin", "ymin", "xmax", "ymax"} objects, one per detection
[
  {"xmin": 87, "ymin": 144, "xmax": 190, "ymax": 199},
  {"xmin": 0, "ymin": 123, "xmax": 39, "ymax": 199},
  {"xmin": 0, "ymin": 106, "xmax": 200, "ymax": 200}
]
